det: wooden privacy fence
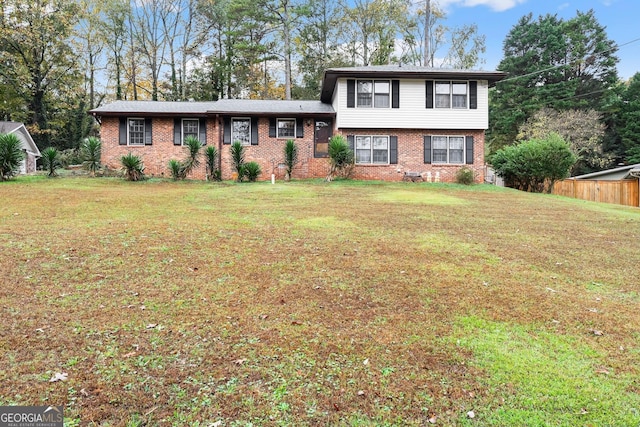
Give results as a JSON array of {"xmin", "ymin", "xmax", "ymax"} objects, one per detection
[{"xmin": 552, "ymin": 179, "xmax": 639, "ymax": 207}]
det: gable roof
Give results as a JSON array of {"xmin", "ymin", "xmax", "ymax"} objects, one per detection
[
  {"xmin": 0, "ymin": 121, "xmax": 40, "ymax": 157},
  {"xmin": 210, "ymin": 99, "xmax": 334, "ymax": 116},
  {"xmin": 572, "ymin": 163, "xmax": 640, "ymax": 180},
  {"xmin": 320, "ymin": 65, "xmax": 508, "ymax": 103},
  {"xmin": 89, "ymin": 100, "xmax": 216, "ymax": 117}
]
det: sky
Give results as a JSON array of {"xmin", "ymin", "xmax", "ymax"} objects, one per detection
[{"xmin": 436, "ymin": 0, "xmax": 640, "ymax": 80}]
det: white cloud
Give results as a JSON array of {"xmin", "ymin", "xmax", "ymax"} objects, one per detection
[
  {"xmin": 557, "ymin": 2, "xmax": 570, "ymax": 11},
  {"xmin": 438, "ymin": 0, "xmax": 528, "ymax": 12}
]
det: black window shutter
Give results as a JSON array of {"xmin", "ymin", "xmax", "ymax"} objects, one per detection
[
  {"xmin": 119, "ymin": 118, "xmax": 127, "ymax": 145},
  {"xmin": 424, "ymin": 136, "xmax": 432, "ymax": 164},
  {"xmin": 144, "ymin": 118, "xmax": 152, "ymax": 145},
  {"xmin": 269, "ymin": 118, "xmax": 276, "ymax": 137},
  {"xmin": 223, "ymin": 118, "xmax": 231, "ymax": 144},
  {"xmin": 392, "ymin": 80, "xmax": 400, "ymax": 108},
  {"xmin": 251, "ymin": 117, "xmax": 259, "ymax": 145},
  {"xmin": 173, "ymin": 118, "xmax": 181, "ymax": 145},
  {"xmin": 347, "ymin": 80, "xmax": 355, "ymax": 108},
  {"xmin": 465, "ymin": 136, "xmax": 474, "ymax": 164},
  {"xmin": 390, "ymin": 136, "xmax": 398, "ymax": 164},
  {"xmin": 425, "ymin": 81, "xmax": 434, "ymax": 109},
  {"xmin": 199, "ymin": 119, "xmax": 207, "ymax": 145},
  {"xmin": 347, "ymin": 135, "xmax": 354, "ymax": 152},
  {"xmin": 469, "ymin": 81, "xmax": 477, "ymax": 110},
  {"xmin": 296, "ymin": 118, "xmax": 304, "ymax": 138}
]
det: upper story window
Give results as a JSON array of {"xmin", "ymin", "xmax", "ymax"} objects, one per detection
[
  {"xmin": 435, "ymin": 81, "xmax": 468, "ymax": 109},
  {"xmin": 128, "ymin": 118, "xmax": 145, "ymax": 146},
  {"xmin": 357, "ymin": 80, "xmax": 390, "ymax": 108},
  {"xmin": 277, "ymin": 119, "xmax": 296, "ymax": 138},
  {"xmin": 182, "ymin": 119, "xmax": 199, "ymax": 143},
  {"xmin": 355, "ymin": 135, "xmax": 389, "ymax": 164},
  {"xmin": 232, "ymin": 118, "xmax": 251, "ymax": 146}
]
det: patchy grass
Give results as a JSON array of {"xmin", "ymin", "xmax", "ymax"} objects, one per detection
[{"xmin": 0, "ymin": 177, "xmax": 639, "ymax": 426}]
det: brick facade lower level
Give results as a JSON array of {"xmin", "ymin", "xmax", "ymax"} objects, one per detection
[{"xmin": 100, "ymin": 116, "xmax": 485, "ymax": 183}]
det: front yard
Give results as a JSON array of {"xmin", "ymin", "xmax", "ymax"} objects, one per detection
[{"xmin": 1, "ymin": 177, "xmax": 639, "ymax": 426}]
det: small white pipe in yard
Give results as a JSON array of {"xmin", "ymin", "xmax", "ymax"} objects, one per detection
[{"xmin": 271, "ymin": 174, "xmax": 275, "ymax": 184}]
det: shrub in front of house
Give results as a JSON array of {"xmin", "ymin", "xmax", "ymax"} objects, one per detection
[
  {"xmin": 121, "ymin": 153, "xmax": 145, "ymax": 181},
  {"xmin": 284, "ymin": 139, "xmax": 298, "ymax": 181},
  {"xmin": 327, "ymin": 135, "xmax": 354, "ymax": 181},
  {"xmin": 243, "ymin": 161, "xmax": 261, "ymax": 182},
  {"xmin": 455, "ymin": 167, "xmax": 475, "ymax": 185},
  {"xmin": 41, "ymin": 147, "xmax": 61, "ymax": 177},
  {"xmin": 81, "ymin": 137, "xmax": 101, "ymax": 176},
  {"xmin": 230, "ymin": 141, "xmax": 246, "ymax": 182},
  {"xmin": 204, "ymin": 146, "xmax": 220, "ymax": 181},
  {"xmin": 0, "ymin": 133, "xmax": 25, "ymax": 181}
]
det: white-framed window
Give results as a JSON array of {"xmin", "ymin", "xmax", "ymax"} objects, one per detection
[
  {"xmin": 182, "ymin": 119, "xmax": 199, "ymax": 144},
  {"xmin": 435, "ymin": 81, "xmax": 468, "ymax": 109},
  {"xmin": 277, "ymin": 118, "xmax": 296, "ymax": 138},
  {"xmin": 128, "ymin": 118, "xmax": 145, "ymax": 146},
  {"xmin": 357, "ymin": 80, "xmax": 390, "ymax": 108},
  {"xmin": 356, "ymin": 135, "xmax": 389, "ymax": 164},
  {"xmin": 432, "ymin": 136, "xmax": 465, "ymax": 164},
  {"xmin": 232, "ymin": 118, "xmax": 251, "ymax": 146}
]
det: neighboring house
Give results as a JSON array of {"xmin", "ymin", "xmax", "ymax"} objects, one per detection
[
  {"xmin": 0, "ymin": 121, "xmax": 41, "ymax": 174},
  {"xmin": 89, "ymin": 66, "xmax": 506, "ymax": 182},
  {"xmin": 571, "ymin": 163, "xmax": 640, "ymax": 180}
]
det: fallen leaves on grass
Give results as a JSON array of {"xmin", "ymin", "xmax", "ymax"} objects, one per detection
[{"xmin": 49, "ymin": 372, "xmax": 68, "ymax": 382}]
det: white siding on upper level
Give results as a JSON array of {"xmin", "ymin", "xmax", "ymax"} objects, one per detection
[{"xmin": 333, "ymin": 78, "xmax": 490, "ymax": 130}]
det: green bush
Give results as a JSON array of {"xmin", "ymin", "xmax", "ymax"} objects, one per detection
[
  {"xmin": 283, "ymin": 139, "xmax": 298, "ymax": 180},
  {"xmin": 204, "ymin": 146, "xmax": 220, "ymax": 181},
  {"xmin": 243, "ymin": 161, "xmax": 262, "ymax": 182},
  {"xmin": 489, "ymin": 133, "xmax": 576, "ymax": 193},
  {"xmin": 81, "ymin": 137, "xmax": 101, "ymax": 176},
  {"xmin": 41, "ymin": 147, "xmax": 61, "ymax": 177},
  {"xmin": 230, "ymin": 141, "xmax": 245, "ymax": 182},
  {"xmin": 180, "ymin": 136, "xmax": 202, "ymax": 178},
  {"xmin": 58, "ymin": 148, "xmax": 82, "ymax": 167},
  {"xmin": 121, "ymin": 153, "xmax": 145, "ymax": 181},
  {"xmin": 455, "ymin": 167, "xmax": 475, "ymax": 185},
  {"xmin": 168, "ymin": 159, "xmax": 182, "ymax": 180},
  {"xmin": 327, "ymin": 135, "xmax": 354, "ymax": 181},
  {"xmin": 0, "ymin": 133, "xmax": 25, "ymax": 181}
]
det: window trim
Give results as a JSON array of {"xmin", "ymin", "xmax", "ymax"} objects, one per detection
[
  {"xmin": 431, "ymin": 135, "xmax": 465, "ymax": 164},
  {"xmin": 231, "ymin": 117, "xmax": 251, "ymax": 146},
  {"xmin": 181, "ymin": 118, "xmax": 200, "ymax": 145},
  {"xmin": 276, "ymin": 118, "xmax": 296, "ymax": 139},
  {"xmin": 433, "ymin": 80, "xmax": 468, "ymax": 110},
  {"xmin": 127, "ymin": 118, "xmax": 145, "ymax": 146},
  {"xmin": 354, "ymin": 134, "xmax": 390, "ymax": 165},
  {"xmin": 356, "ymin": 79, "xmax": 391, "ymax": 109}
]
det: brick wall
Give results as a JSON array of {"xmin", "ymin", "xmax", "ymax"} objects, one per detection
[
  {"xmin": 337, "ymin": 128, "xmax": 486, "ymax": 183},
  {"xmin": 101, "ymin": 117, "xmax": 215, "ymax": 179},
  {"xmin": 101, "ymin": 117, "xmax": 486, "ymax": 183},
  {"xmin": 218, "ymin": 118, "xmax": 330, "ymax": 181}
]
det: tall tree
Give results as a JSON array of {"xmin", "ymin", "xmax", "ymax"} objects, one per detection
[
  {"xmin": 294, "ymin": 0, "xmax": 348, "ymax": 98},
  {"xmin": 341, "ymin": 0, "xmax": 410, "ymax": 66},
  {"xmin": 488, "ymin": 10, "xmax": 619, "ymax": 152},
  {"xmin": 0, "ymin": 0, "xmax": 81, "ymax": 148},
  {"xmin": 444, "ymin": 24, "xmax": 485, "ymax": 69},
  {"xmin": 78, "ymin": 0, "xmax": 107, "ymax": 109},
  {"xmin": 100, "ymin": 0, "xmax": 130, "ymax": 101},
  {"xmin": 611, "ymin": 73, "xmax": 640, "ymax": 164}
]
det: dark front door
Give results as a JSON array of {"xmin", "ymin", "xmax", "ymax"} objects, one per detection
[{"xmin": 314, "ymin": 120, "xmax": 332, "ymax": 158}]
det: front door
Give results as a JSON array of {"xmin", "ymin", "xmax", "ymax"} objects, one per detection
[{"xmin": 314, "ymin": 120, "xmax": 332, "ymax": 158}]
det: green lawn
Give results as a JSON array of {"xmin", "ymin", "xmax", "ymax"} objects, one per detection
[{"xmin": 1, "ymin": 177, "xmax": 639, "ymax": 426}]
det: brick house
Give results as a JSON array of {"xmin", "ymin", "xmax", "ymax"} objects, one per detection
[{"xmin": 89, "ymin": 66, "xmax": 506, "ymax": 182}]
